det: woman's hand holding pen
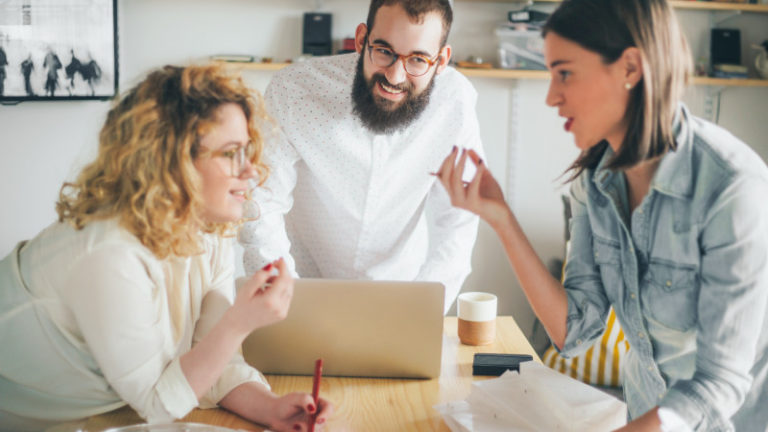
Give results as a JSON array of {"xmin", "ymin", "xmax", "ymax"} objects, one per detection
[
  {"xmin": 218, "ymin": 268, "xmax": 333, "ymax": 431},
  {"xmin": 229, "ymin": 257, "xmax": 293, "ymax": 337},
  {"xmin": 265, "ymin": 392, "xmax": 334, "ymax": 432},
  {"xmin": 219, "ymin": 383, "xmax": 334, "ymax": 432},
  {"xmin": 434, "ymin": 146, "xmax": 512, "ymax": 230}
]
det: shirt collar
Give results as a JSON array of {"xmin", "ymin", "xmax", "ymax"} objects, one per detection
[
  {"xmin": 592, "ymin": 143, "xmax": 616, "ymax": 191},
  {"xmin": 591, "ymin": 103, "xmax": 694, "ymax": 199},
  {"xmin": 650, "ymin": 104, "xmax": 695, "ymax": 199}
]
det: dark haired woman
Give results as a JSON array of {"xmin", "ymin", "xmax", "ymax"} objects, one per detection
[{"xmin": 436, "ymin": 1, "xmax": 767, "ymax": 430}]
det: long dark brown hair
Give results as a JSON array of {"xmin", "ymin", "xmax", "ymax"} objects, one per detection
[{"xmin": 543, "ymin": 0, "xmax": 692, "ymax": 179}]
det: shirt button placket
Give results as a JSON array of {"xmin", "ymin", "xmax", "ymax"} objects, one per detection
[{"xmin": 358, "ymin": 136, "xmax": 384, "ymax": 270}]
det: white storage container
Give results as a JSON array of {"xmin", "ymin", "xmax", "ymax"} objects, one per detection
[{"xmin": 496, "ymin": 25, "xmax": 546, "ymax": 70}]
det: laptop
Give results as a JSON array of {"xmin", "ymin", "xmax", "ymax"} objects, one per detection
[{"xmin": 242, "ymin": 278, "xmax": 445, "ymax": 379}]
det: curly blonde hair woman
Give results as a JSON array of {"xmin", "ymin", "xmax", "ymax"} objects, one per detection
[
  {"xmin": 57, "ymin": 65, "xmax": 269, "ymax": 258},
  {"xmin": 0, "ymin": 65, "xmax": 332, "ymax": 432}
]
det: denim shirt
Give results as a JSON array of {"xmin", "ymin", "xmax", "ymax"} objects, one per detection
[{"xmin": 560, "ymin": 105, "xmax": 768, "ymax": 431}]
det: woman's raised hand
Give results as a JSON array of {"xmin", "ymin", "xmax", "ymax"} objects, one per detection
[
  {"xmin": 435, "ymin": 147, "xmax": 511, "ymax": 230},
  {"xmin": 229, "ymin": 257, "xmax": 293, "ymax": 337}
]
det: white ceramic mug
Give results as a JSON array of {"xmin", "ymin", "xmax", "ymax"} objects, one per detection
[{"xmin": 457, "ymin": 292, "xmax": 497, "ymax": 345}]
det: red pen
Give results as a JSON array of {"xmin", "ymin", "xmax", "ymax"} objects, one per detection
[{"xmin": 309, "ymin": 358, "xmax": 323, "ymax": 432}]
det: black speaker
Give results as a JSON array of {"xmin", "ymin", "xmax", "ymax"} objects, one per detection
[
  {"xmin": 303, "ymin": 13, "xmax": 332, "ymax": 56},
  {"xmin": 710, "ymin": 28, "xmax": 741, "ymax": 66}
]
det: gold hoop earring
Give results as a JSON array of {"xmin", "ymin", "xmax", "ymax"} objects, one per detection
[{"xmin": 624, "ymin": 82, "xmax": 632, "ymax": 90}]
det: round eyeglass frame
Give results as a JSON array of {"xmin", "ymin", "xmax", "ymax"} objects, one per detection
[
  {"xmin": 199, "ymin": 142, "xmax": 255, "ymax": 178},
  {"xmin": 365, "ymin": 41, "xmax": 440, "ymax": 77}
]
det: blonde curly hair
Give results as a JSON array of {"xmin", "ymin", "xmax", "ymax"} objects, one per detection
[{"xmin": 56, "ymin": 64, "xmax": 270, "ymax": 258}]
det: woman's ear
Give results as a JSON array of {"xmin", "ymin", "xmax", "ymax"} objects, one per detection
[
  {"xmin": 622, "ymin": 46, "xmax": 643, "ymax": 87},
  {"xmin": 355, "ymin": 24, "xmax": 368, "ymax": 53},
  {"xmin": 436, "ymin": 44, "xmax": 452, "ymax": 75}
]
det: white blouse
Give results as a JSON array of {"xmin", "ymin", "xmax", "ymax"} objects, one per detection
[
  {"xmin": 239, "ymin": 53, "xmax": 483, "ymax": 312},
  {"xmin": 0, "ymin": 219, "xmax": 267, "ymax": 427}
]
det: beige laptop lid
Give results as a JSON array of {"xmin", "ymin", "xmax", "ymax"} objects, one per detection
[{"xmin": 242, "ymin": 278, "xmax": 445, "ymax": 379}]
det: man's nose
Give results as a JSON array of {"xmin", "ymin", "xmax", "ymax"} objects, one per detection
[{"xmin": 384, "ymin": 57, "xmax": 408, "ymax": 85}]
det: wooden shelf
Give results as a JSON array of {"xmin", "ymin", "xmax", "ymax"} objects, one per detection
[
  {"xmin": 455, "ymin": 67, "xmax": 548, "ymax": 79},
  {"xmin": 496, "ymin": 0, "xmax": 768, "ymax": 13},
  {"xmin": 457, "ymin": 68, "xmax": 768, "ymax": 86},
  {"xmin": 222, "ymin": 62, "xmax": 768, "ymax": 87},
  {"xmin": 669, "ymin": 1, "xmax": 768, "ymax": 12},
  {"xmin": 217, "ymin": 61, "xmax": 288, "ymax": 71},
  {"xmin": 691, "ymin": 76, "xmax": 768, "ymax": 86}
]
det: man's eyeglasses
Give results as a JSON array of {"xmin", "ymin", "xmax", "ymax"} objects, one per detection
[
  {"xmin": 366, "ymin": 42, "xmax": 440, "ymax": 77},
  {"xmin": 201, "ymin": 142, "xmax": 255, "ymax": 177}
]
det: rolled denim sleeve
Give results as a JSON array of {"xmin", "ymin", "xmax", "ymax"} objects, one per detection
[
  {"xmin": 661, "ymin": 175, "xmax": 768, "ymax": 430},
  {"xmin": 558, "ymin": 176, "xmax": 612, "ymax": 357}
]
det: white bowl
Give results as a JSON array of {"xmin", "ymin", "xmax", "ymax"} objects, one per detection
[{"xmin": 103, "ymin": 423, "xmax": 238, "ymax": 432}]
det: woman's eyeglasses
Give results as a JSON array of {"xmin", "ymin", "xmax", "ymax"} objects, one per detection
[{"xmin": 201, "ymin": 142, "xmax": 255, "ymax": 177}]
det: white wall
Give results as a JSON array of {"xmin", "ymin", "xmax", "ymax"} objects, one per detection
[{"xmin": 1, "ymin": 0, "xmax": 767, "ymax": 339}]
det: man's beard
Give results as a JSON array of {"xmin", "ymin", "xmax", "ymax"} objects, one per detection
[{"xmin": 351, "ymin": 52, "xmax": 436, "ymax": 135}]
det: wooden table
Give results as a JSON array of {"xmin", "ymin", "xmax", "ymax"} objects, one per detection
[{"xmin": 82, "ymin": 316, "xmax": 540, "ymax": 431}]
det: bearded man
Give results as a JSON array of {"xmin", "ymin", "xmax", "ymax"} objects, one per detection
[{"xmin": 240, "ymin": 0, "xmax": 484, "ymax": 313}]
